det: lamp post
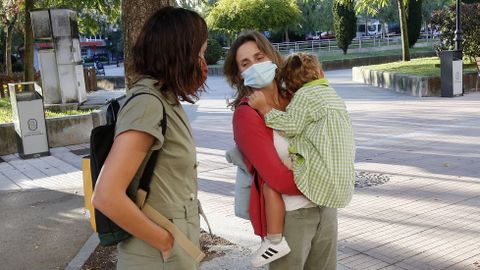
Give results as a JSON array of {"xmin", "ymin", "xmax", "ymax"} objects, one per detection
[{"xmin": 454, "ymin": 0, "xmax": 463, "ymax": 52}]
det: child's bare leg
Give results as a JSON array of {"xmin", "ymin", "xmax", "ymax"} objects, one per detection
[
  {"xmin": 263, "ymin": 183, "xmax": 285, "ymax": 241},
  {"xmin": 251, "ymin": 183, "xmax": 290, "ymax": 267}
]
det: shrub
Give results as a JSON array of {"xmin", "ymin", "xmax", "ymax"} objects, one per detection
[
  {"xmin": 431, "ymin": 3, "xmax": 480, "ymax": 59},
  {"xmin": 99, "ymin": 55, "xmax": 109, "ymax": 62},
  {"xmin": 407, "ymin": 0, "xmax": 422, "ymax": 48},
  {"xmin": 83, "ymin": 57, "xmax": 94, "ymax": 63},
  {"xmin": 333, "ymin": 0, "xmax": 357, "ymax": 55},
  {"xmin": 205, "ymin": 38, "xmax": 223, "ymax": 65}
]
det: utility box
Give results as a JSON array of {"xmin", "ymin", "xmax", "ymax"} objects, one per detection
[
  {"xmin": 439, "ymin": 50, "xmax": 463, "ymax": 97},
  {"xmin": 8, "ymin": 82, "xmax": 50, "ymax": 159}
]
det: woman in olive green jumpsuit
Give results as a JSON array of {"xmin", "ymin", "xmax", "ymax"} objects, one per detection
[{"xmin": 92, "ymin": 7, "xmax": 208, "ymax": 269}]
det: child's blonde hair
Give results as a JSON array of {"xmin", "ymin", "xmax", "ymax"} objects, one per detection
[{"xmin": 280, "ymin": 53, "xmax": 323, "ymax": 94}]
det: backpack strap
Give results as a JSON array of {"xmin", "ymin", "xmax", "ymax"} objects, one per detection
[
  {"xmin": 120, "ymin": 92, "xmax": 167, "ymax": 137},
  {"xmin": 122, "ymin": 92, "xmax": 167, "ymax": 195}
]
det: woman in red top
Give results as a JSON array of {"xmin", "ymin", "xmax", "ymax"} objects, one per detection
[{"xmin": 224, "ymin": 31, "xmax": 338, "ymax": 270}]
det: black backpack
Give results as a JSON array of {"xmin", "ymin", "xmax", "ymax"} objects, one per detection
[{"xmin": 89, "ymin": 92, "xmax": 166, "ymax": 246}]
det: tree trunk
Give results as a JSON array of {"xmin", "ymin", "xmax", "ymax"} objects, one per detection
[
  {"xmin": 285, "ymin": 28, "xmax": 289, "ymax": 42},
  {"xmin": 365, "ymin": 16, "xmax": 368, "ymax": 36},
  {"xmin": 24, "ymin": 0, "xmax": 35, "ymax": 83},
  {"xmin": 397, "ymin": 0, "xmax": 410, "ymax": 61},
  {"xmin": 122, "ymin": 0, "xmax": 170, "ymax": 86},
  {"xmin": 5, "ymin": 26, "xmax": 13, "ymax": 77}
]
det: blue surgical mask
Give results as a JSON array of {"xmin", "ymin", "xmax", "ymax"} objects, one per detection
[{"xmin": 241, "ymin": 61, "xmax": 278, "ymax": 89}]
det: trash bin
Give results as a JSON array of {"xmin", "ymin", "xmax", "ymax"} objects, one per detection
[
  {"xmin": 439, "ymin": 50, "xmax": 463, "ymax": 97},
  {"xmin": 83, "ymin": 67, "xmax": 97, "ymax": 92},
  {"xmin": 8, "ymin": 82, "xmax": 50, "ymax": 159}
]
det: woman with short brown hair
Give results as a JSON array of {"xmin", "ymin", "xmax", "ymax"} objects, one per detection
[{"xmin": 92, "ymin": 7, "xmax": 208, "ymax": 269}]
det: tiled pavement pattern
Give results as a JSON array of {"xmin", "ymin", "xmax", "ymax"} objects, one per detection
[
  {"xmin": 0, "ymin": 144, "xmax": 88, "ymax": 192},
  {"xmin": 1, "ymin": 71, "xmax": 479, "ymax": 269}
]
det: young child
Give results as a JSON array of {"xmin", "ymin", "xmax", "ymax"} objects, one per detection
[{"xmin": 248, "ymin": 52, "xmax": 356, "ymax": 267}]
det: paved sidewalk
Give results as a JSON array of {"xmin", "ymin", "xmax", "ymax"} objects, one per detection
[
  {"xmin": 0, "ymin": 145, "xmax": 92, "ymax": 270},
  {"xmin": 194, "ymin": 71, "xmax": 480, "ymax": 270},
  {"xmin": 1, "ymin": 70, "xmax": 479, "ymax": 269}
]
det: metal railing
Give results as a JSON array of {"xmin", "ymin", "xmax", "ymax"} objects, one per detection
[{"xmin": 271, "ymin": 33, "xmax": 439, "ymax": 54}]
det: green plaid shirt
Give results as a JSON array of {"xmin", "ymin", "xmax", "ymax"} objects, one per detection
[{"xmin": 265, "ymin": 78, "xmax": 355, "ymax": 208}]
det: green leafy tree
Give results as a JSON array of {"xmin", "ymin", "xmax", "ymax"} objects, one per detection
[
  {"xmin": 206, "ymin": 0, "xmax": 301, "ymax": 35},
  {"xmin": 264, "ymin": 0, "xmax": 331, "ymax": 42},
  {"xmin": 35, "ymin": 0, "xmax": 121, "ymax": 34},
  {"xmin": 298, "ymin": 0, "xmax": 334, "ymax": 33},
  {"xmin": 333, "ymin": 0, "xmax": 356, "ymax": 54},
  {"xmin": 431, "ymin": 2, "xmax": 480, "ymax": 59},
  {"xmin": 205, "ymin": 38, "xmax": 223, "ymax": 65},
  {"xmin": 422, "ymin": 0, "xmax": 453, "ymax": 25},
  {"xmin": 377, "ymin": 0, "xmax": 399, "ymax": 23},
  {"xmin": 105, "ymin": 28, "xmax": 123, "ymax": 62},
  {"xmin": 0, "ymin": 0, "xmax": 23, "ymax": 76},
  {"xmin": 374, "ymin": 0, "xmax": 399, "ymax": 36},
  {"xmin": 407, "ymin": 0, "xmax": 422, "ymax": 48}
]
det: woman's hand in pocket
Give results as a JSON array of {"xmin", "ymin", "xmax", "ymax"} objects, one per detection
[{"xmin": 158, "ymin": 229, "xmax": 174, "ymax": 260}]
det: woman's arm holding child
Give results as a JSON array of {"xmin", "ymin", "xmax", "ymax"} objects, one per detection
[
  {"xmin": 248, "ymin": 90, "xmax": 310, "ymax": 138},
  {"xmin": 233, "ymin": 105, "xmax": 301, "ymax": 195}
]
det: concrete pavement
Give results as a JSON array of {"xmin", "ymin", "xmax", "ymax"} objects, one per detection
[
  {"xmin": 0, "ymin": 145, "xmax": 91, "ymax": 270},
  {"xmin": 0, "ymin": 69, "xmax": 479, "ymax": 269},
  {"xmin": 195, "ymin": 71, "xmax": 480, "ymax": 270}
]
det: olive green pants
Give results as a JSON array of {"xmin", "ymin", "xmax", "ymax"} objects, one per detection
[
  {"xmin": 269, "ymin": 206, "xmax": 338, "ymax": 270},
  {"xmin": 116, "ymin": 214, "xmax": 200, "ymax": 270}
]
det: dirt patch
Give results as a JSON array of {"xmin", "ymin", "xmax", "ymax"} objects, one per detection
[
  {"xmin": 355, "ymin": 171, "xmax": 390, "ymax": 188},
  {"xmin": 200, "ymin": 229, "xmax": 235, "ymax": 262},
  {"xmin": 81, "ymin": 230, "xmax": 233, "ymax": 269},
  {"xmin": 81, "ymin": 245, "xmax": 116, "ymax": 270}
]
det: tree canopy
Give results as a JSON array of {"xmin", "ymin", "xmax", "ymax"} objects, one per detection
[
  {"xmin": 1, "ymin": 0, "xmax": 24, "ymax": 75},
  {"xmin": 206, "ymin": 0, "xmax": 301, "ymax": 34},
  {"xmin": 35, "ymin": 0, "xmax": 121, "ymax": 35},
  {"xmin": 298, "ymin": 0, "xmax": 334, "ymax": 33}
]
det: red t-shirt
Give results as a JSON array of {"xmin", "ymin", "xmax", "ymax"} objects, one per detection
[{"xmin": 232, "ymin": 100, "xmax": 301, "ymax": 237}]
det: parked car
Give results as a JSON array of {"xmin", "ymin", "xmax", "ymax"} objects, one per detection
[
  {"xmin": 306, "ymin": 31, "xmax": 321, "ymax": 41},
  {"xmin": 321, "ymin": 31, "xmax": 336, "ymax": 39}
]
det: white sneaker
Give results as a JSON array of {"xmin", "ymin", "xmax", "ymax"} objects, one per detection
[{"xmin": 251, "ymin": 237, "xmax": 291, "ymax": 268}]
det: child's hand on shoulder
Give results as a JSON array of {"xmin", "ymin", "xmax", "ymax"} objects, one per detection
[{"xmin": 248, "ymin": 91, "xmax": 272, "ymax": 116}]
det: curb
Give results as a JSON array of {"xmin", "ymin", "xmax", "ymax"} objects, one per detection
[
  {"xmin": 65, "ymin": 233, "xmax": 99, "ymax": 270},
  {"xmin": 352, "ymin": 66, "xmax": 478, "ymax": 97}
]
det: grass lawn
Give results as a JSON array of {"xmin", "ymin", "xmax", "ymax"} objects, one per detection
[
  {"xmin": 0, "ymin": 97, "xmax": 92, "ymax": 124},
  {"xmin": 209, "ymin": 47, "xmax": 435, "ymax": 67},
  {"xmin": 363, "ymin": 57, "xmax": 478, "ymax": 77}
]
